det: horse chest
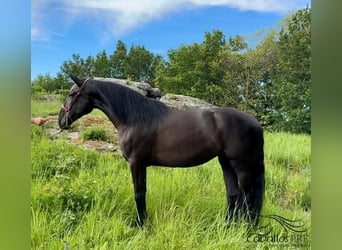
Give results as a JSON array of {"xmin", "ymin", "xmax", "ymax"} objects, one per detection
[{"xmin": 118, "ymin": 127, "xmax": 154, "ymax": 163}]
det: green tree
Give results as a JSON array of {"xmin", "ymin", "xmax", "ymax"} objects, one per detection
[
  {"xmin": 109, "ymin": 40, "xmax": 128, "ymax": 79},
  {"xmin": 31, "ymin": 73, "xmax": 55, "ymax": 93},
  {"xmin": 227, "ymin": 35, "xmax": 248, "ymax": 52},
  {"xmin": 155, "ymin": 30, "xmax": 228, "ymax": 105},
  {"xmin": 252, "ymin": 31, "xmax": 279, "ymax": 127},
  {"xmin": 31, "ymin": 73, "xmax": 71, "ymax": 94},
  {"xmin": 194, "ymin": 30, "xmax": 227, "ymax": 104},
  {"xmin": 271, "ymin": 7, "xmax": 311, "ymax": 134},
  {"xmin": 219, "ymin": 32, "xmax": 279, "ymax": 126},
  {"xmin": 156, "ymin": 43, "xmax": 202, "ymax": 95},
  {"xmin": 220, "ymin": 35, "xmax": 250, "ymax": 109},
  {"xmin": 54, "ymin": 72, "xmax": 70, "ymax": 90},
  {"xmin": 60, "ymin": 54, "xmax": 93, "ymax": 78},
  {"xmin": 92, "ymin": 50, "xmax": 111, "ymax": 77},
  {"xmin": 126, "ymin": 45, "xmax": 155, "ymax": 82}
]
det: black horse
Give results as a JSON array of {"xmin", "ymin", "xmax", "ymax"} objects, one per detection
[{"xmin": 58, "ymin": 75, "xmax": 265, "ymax": 226}]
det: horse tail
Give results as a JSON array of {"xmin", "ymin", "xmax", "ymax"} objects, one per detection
[{"xmin": 251, "ymin": 135, "xmax": 265, "ymax": 225}]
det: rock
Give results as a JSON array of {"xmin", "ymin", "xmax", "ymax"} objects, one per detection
[
  {"xmin": 126, "ymin": 85, "xmax": 148, "ymax": 96},
  {"xmin": 160, "ymin": 94, "xmax": 217, "ymax": 110},
  {"xmin": 38, "ymin": 94, "xmax": 57, "ymax": 102},
  {"xmin": 93, "ymin": 77, "xmax": 163, "ymax": 99},
  {"xmin": 67, "ymin": 132, "xmax": 80, "ymax": 140},
  {"xmin": 94, "ymin": 77, "xmax": 128, "ymax": 86},
  {"xmin": 132, "ymin": 81, "xmax": 151, "ymax": 92},
  {"xmin": 148, "ymin": 88, "xmax": 162, "ymax": 98},
  {"xmin": 93, "ymin": 77, "xmax": 155, "ymax": 98}
]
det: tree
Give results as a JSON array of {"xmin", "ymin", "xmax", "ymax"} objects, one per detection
[
  {"xmin": 227, "ymin": 35, "xmax": 248, "ymax": 52},
  {"xmin": 31, "ymin": 72, "xmax": 70, "ymax": 94},
  {"xmin": 60, "ymin": 54, "xmax": 93, "ymax": 78},
  {"xmin": 218, "ymin": 32, "xmax": 279, "ymax": 127},
  {"xmin": 156, "ymin": 43, "xmax": 202, "ymax": 95},
  {"xmin": 54, "ymin": 72, "xmax": 70, "ymax": 90},
  {"xmin": 31, "ymin": 73, "xmax": 55, "ymax": 93},
  {"xmin": 126, "ymin": 45, "xmax": 155, "ymax": 82},
  {"xmin": 155, "ymin": 30, "xmax": 228, "ymax": 105},
  {"xmin": 109, "ymin": 40, "xmax": 128, "ymax": 79},
  {"xmin": 92, "ymin": 50, "xmax": 111, "ymax": 77},
  {"xmin": 195, "ymin": 30, "xmax": 227, "ymax": 104},
  {"xmin": 271, "ymin": 7, "xmax": 311, "ymax": 134}
]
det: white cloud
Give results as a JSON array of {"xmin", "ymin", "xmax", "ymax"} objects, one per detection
[
  {"xmin": 31, "ymin": 0, "xmax": 47, "ymax": 41},
  {"xmin": 31, "ymin": 0, "xmax": 309, "ymax": 41}
]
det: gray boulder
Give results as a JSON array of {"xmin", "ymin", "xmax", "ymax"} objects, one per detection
[
  {"xmin": 93, "ymin": 77, "xmax": 161, "ymax": 98},
  {"xmin": 160, "ymin": 94, "xmax": 217, "ymax": 110}
]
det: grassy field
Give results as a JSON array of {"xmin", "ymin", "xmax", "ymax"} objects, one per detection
[{"xmin": 31, "ymin": 99, "xmax": 311, "ymax": 249}]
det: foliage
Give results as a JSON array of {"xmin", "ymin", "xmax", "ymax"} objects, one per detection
[
  {"xmin": 81, "ymin": 126, "xmax": 112, "ymax": 142},
  {"xmin": 155, "ymin": 30, "xmax": 228, "ymax": 106},
  {"xmin": 125, "ymin": 45, "xmax": 156, "ymax": 83},
  {"xmin": 91, "ymin": 50, "xmax": 111, "ymax": 77},
  {"xmin": 109, "ymin": 40, "xmax": 128, "ymax": 79},
  {"xmin": 270, "ymin": 7, "xmax": 311, "ymax": 134},
  {"xmin": 60, "ymin": 54, "xmax": 93, "ymax": 78},
  {"xmin": 31, "ymin": 73, "xmax": 70, "ymax": 95},
  {"xmin": 224, "ymin": 31, "xmax": 280, "ymax": 126}
]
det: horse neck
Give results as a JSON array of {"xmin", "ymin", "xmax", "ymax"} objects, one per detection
[
  {"xmin": 90, "ymin": 81, "xmax": 169, "ymax": 130},
  {"xmin": 91, "ymin": 84, "xmax": 124, "ymax": 130}
]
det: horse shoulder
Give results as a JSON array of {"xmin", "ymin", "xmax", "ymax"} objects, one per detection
[{"xmin": 118, "ymin": 125, "xmax": 157, "ymax": 164}]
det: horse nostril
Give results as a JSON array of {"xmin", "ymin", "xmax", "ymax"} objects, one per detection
[{"xmin": 58, "ymin": 117, "xmax": 69, "ymax": 130}]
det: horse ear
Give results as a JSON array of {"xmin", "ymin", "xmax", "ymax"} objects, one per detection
[{"xmin": 69, "ymin": 74, "xmax": 83, "ymax": 87}]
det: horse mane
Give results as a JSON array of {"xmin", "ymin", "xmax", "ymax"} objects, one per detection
[{"xmin": 94, "ymin": 80, "xmax": 170, "ymax": 126}]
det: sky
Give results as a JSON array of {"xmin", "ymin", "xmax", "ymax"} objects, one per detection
[{"xmin": 31, "ymin": 0, "xmax": 310, "ymax": 80}]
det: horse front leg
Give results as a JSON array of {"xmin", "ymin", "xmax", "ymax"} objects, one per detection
[{"xmin": 130, "ymin": 161, "xmax": 147, "ymax": 226}]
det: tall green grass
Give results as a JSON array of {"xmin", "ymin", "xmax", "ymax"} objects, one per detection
[
  {"xmin": 31, "ymin": 99, "xmax": 61, "ymax": 117},
  {"xmin": 31, "ymin": 99, "xmax": 109, "ymax": 119},
  {"xmin": 31, "ymin": 123, "xmax": 311, "ymax": 249}
]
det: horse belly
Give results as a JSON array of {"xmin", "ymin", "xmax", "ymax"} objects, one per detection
[{"xmin": 152, "ymin": 130, "xmax": 220, "ymax": 167}]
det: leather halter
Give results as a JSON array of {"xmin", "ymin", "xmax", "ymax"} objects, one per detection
[
  {"xmin": 61, "ymin": 78, "xmax": 89, "ymax": 113},
  {"xmin": 61, "ymin": 78, "xmax": 90, "ymax": 128}
]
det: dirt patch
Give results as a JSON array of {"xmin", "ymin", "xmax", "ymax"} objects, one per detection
[
  {"xmin": 82, "ymin": 117, "xmax": 109, "ymax": 127},
  {"xmin": 44, "ymin": 115, "xmax": 120, "ymax": 154}
]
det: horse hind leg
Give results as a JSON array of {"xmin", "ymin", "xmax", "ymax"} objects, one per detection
[
  {"xmin": 250, "ymin": 149, "xmax": 265, "ymax": 225},
  {"xmin": 234, "ymin": 152, "xmax": 265, "ymax": 225},
  {"xmin": 218, "ymin": 155, "xmax": 242, "ymax": 223}
]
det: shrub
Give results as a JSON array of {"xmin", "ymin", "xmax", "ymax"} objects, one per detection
[{"xmin": 81, "ymin": 126, "xmax": 112, "ymax": 142}]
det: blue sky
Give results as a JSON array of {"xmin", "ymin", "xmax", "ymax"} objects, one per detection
[{"xmin": 31, "ymin": 0, "xmax": 310, "ymax": 80}]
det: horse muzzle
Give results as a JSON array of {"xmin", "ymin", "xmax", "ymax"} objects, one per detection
[{"xmin": 58, "ymin": 109, "xmax": 72, "ymax": 130}]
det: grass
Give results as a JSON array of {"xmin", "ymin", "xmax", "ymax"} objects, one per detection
[
  {"xmin": 31, "ymin": 99, "xmax": 61, "ymax": 117},
  {"xmin": 81, "ymin": 126, "xmax": 113, "ymax": 142},
  {"xmin": 31, "ymin": 99, "xmax": 311, "ymax": 249}
]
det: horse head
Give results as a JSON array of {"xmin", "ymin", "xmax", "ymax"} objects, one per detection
[{"xmin": 58, "ymin": 75, "xmax": 94, "ymax": 129}]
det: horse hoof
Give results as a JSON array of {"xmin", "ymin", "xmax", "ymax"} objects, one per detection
[{"xmin": 135, "ymin": 217, "xmax": 145, "ymax": 227}]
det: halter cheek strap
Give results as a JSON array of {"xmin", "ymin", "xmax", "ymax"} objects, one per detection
[
  {"xmin": 61, "ymin": 91, "xmax": 81, "ymax": 113},
  {"xmin": 61, "ymin": 78, "xmax": 90, "ymax": 112},
  {"xmin": 61, "ymin": 78, "xmax": 90, "ymax": 126}
]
